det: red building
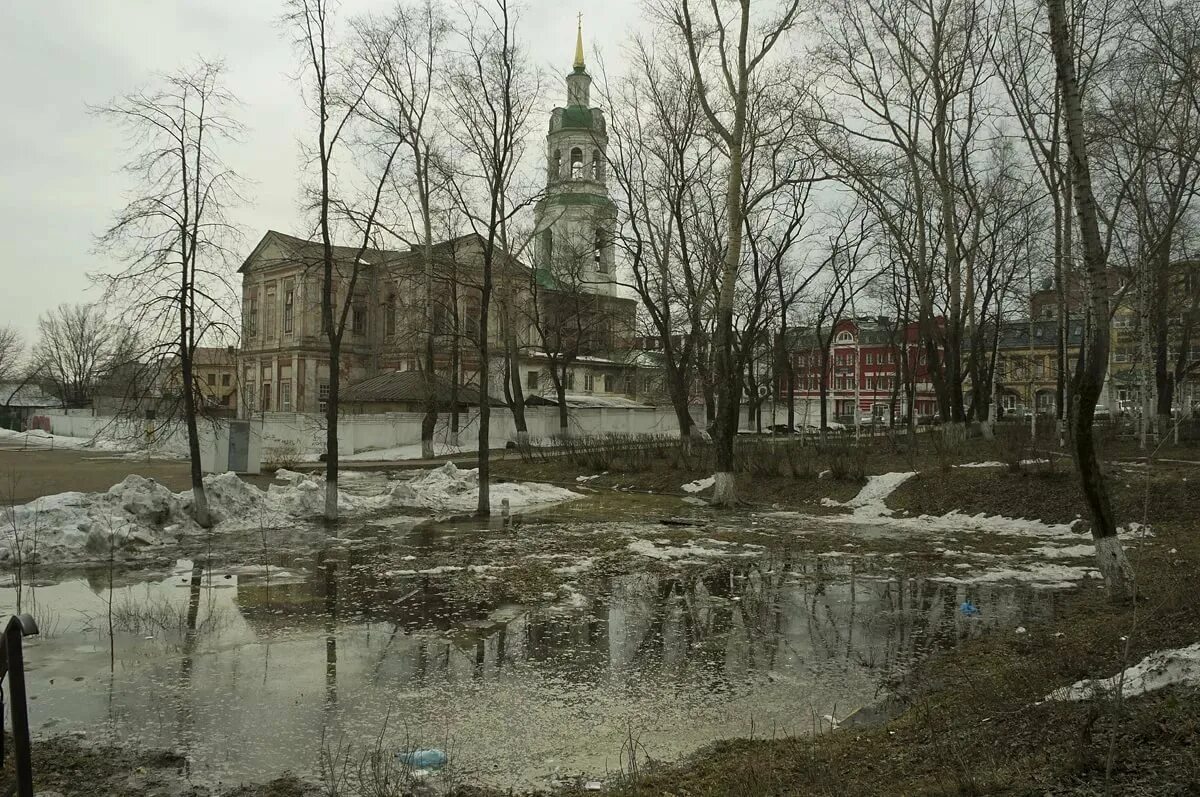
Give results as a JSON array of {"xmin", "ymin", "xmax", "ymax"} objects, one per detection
[{"xmin": 781, "ymin": 317, "xmax": 940, "ymax": 424}]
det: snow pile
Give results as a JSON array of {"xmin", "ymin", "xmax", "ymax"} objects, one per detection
[
  {"xmin": 682, "ymin": 476, "xmax": 715, "ymax": 494},
  {"xmin": 192, "ymin": 471, "xmax": 270, "ymax": 524},
  {"xmin": 269, "ymin": 463, "xmax": 578, "ymax": 515},
  {"xmin": 954, "ymin": 459, "xmax": 1049, "ymax": 469},
  {"xmin": 1, "ymin": 475, "xmax": 193, "ymax": 564},
  {"xmin": 1047, "ymin": 643, "xmax": 1200, "ymax": 701},
  {"xmin": 2, "ymin": 464, "xmax": 579, "ymax": 566}
]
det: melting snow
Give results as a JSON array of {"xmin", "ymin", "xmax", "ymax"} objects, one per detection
[
  {"xmin": 682, "ymin": 476, "xmax": 716, "ymax": 494},
  {"xmin": 1, "ymin": 464, "xmax": 579, "ymax": 566},
  {"xmin": 1047, "ymin": 643, "xmax": 1200, "ymax": 701}
]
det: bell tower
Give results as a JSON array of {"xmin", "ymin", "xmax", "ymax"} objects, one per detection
[{"xmin": 533, "ymin": 15, "xmax": 617, "ymax": 297}]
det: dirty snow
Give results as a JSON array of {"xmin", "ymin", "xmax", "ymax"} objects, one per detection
[
  {"xmin": 954, "ymin": 459, "xmax": 1050, "ymax": 469},
  {"xmin": 1047, "ymin": 643, "xmax": 1200, "ymax": 701},
  {"xmin": 932, "ymin": 563, "xmax": 1098, "ymax": 590},
  {"xmin": 1, "ymin": 464, "xmax": 579, "ymax": 566},
  {"xmin": 627, "ymin": 538, "xmax": 759, "ymax": 561},
  {"xmin": 682, "ymin": 476, "xmax": 716, "ymax": 493},
  {"xmin": 822, "ymin": 472, "xmax": 917, "ymax": 518},
  {"xmin": 0, "ymin": 428, "xmax": 100, "ymax": 450}
]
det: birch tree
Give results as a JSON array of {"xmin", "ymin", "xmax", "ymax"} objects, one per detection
[
  {"xmin": 656, "ymin": 0, "xmax": 804, "ymax": 507},
  {"xmin": 1047, "ymin": 0, "xmax": 1134, "ymax": 599},
  {"xmin": 93, "ymin": 60, "xmax": 244, "ymax": 528}
]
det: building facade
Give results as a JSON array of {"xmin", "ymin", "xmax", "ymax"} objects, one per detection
[
  {"xmin": 533, "ymin": 21, "xmax": 617, "ymax": 300},
  {"xmin": 781, "ymin": 318, "xmax": 940, "ymax": 425}
]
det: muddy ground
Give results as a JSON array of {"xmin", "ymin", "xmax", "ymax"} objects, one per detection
[
  {"xmin": 3, "ymin": 430, "xmax": 1199, "ymax": 796},
  {"xmin": 0, "ymin": 448, "xmax": 277, "ymax": 506}
]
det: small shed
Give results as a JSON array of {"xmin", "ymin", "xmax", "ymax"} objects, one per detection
[{"xmin": 0, "ymin": 382, "xmax": 62, "ymax": 430}]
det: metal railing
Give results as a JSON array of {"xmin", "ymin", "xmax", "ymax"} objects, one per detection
[{"xmin": 0, "ymin": 614, "xmax": 39, "ymax": 797}]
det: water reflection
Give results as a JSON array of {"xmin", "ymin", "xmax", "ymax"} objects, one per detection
[{"xmin": 0, "ymin": 549, "xmax": 1055, "ymax": 790}]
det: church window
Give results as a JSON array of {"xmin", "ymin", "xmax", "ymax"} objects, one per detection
[
  {"xmin": 385, "ymin": 294, "xmax": 397, "ymax": 337},
  {"xmin": 543, "ymin": 227, "xmax": 554, "ymax": 264},
  {"xmin": 594, "ymin": 228, "xmax": 607, "ymax": 273},
  {"xmin": 592, "ymin": 149, "xmax": 604, "ymax": 180},
  {"xmin": 464, "ymin": 295, "xmax": 481, "ymax": 343},
  {"xmin": 570, "ymin": 148, "xmax": 584, "ymax": 179},
  {"xmin": 552, "ymin": 149, "xmax": 562, "ymax": 178}
]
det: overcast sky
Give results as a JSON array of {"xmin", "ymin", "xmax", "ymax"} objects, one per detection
[{"xmin": 0, "ymin": 0, "xmax": 641, "ymax": 345}]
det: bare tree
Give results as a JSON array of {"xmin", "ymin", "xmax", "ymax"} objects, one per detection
[
  {"xmin": 285, "ymin": 0, "xmax": 401, "ymax": 521},
  {"xmin": 442, "ymin": 0, "xmax": 540, "ymax": 515},
  {"xmin": 657, "ymin": 0, "xmax": 804, "ymax": 506},
  {"xmin": 355, "ymin": 0, "xmax": 451, "ymax": 459},
  {"xmin": 815, "ymin": 0, "xmax": 1009, "ymax": 440},
  {"xmin": 33, "ymin": 304, "xmax": 119, "ymax": 409},
  {"xmin": 93, "ymin": 60, "xmax": 245, "ymax": 528},
  {"xmin": 0, "ymin": 326, "xmax": 23, "ymax": 386},
  {"xmin": 1099, "ymin": 1, "xmax": 1200, "ymax": 437},
  {"xmin": 1047, "ymin": 0, "xmax": 1134, "ymax": 599},
  {"xmin": 603, "ymin": 37, "xmax": 722, "ymax": 441}
]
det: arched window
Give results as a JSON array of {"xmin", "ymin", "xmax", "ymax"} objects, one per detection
[
  {"xmin": 552, "ymin": 149, "xmax": 562, "ymax": 178},
  {"xmin": 385, "ymin": 293, "xmax": 397, "ymax": 337},
  {"xmin": 592, "ymin": 149, "xmax": 604, "ymax": 180},
  {"xmin": 835, "ymin": 331, "xmax": 855, "ymax": 344},
  {"xmin": 570, "ymin": 147, "xmax": 584, "ymax": 179},
  {"xmin": 542, "ymin": 227, "xmax": 554, "ymax": 264},
  {"xmin": 594, "ymin": 228, "xmax": 607, "ymax": 273}
]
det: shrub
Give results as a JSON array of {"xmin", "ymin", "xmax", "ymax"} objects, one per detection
[{"xmin": 825, "ymin": 444, "xmax": 867, "ymax": 483}]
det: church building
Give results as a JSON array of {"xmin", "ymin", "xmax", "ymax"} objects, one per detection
[{"xmin": 233, "ymin": 19, "xmax": 640, "ymax": 418}]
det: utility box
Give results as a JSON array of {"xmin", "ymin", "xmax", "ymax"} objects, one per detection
[{"xmin": 200, "ymin": 420, "xmax": 262, "ymax": 474}]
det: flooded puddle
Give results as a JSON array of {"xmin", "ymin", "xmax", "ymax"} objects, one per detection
[{"xmin": 1, "ymin": 505, "xmax": 1060, "ymax": 791}]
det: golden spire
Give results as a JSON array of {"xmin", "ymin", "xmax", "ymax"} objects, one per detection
[{"xmin": 573, "ymin": 12, "xmax": 585, "ymax": 70}]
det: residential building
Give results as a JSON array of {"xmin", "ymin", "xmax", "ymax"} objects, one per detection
[
  {"xmin": 780, "ymin": 317, "xmax": 940, "ymax": 425},
  {"xmin": 162, "ymin": 347, "xmax": 238, "ymax": 413}
]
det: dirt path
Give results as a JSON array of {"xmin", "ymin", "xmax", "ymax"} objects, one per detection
[{"xmin": 0, "ymin": 449, "xmax": 275, "ymax": 505}]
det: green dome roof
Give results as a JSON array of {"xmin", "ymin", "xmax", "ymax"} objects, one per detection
[{"xmin": 560, "ymin": 105, "xmax": 594, "ymax": 129}]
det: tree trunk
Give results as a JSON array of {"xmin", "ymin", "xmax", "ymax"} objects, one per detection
[
  {"xmin": 556, "ymin": 373, "xmax": 569, "ymax": 436},
  {"xmin": 1153, "ymin": 248, "xmax": 1173, "ymax": 435},
  {"xmin": 421, "ymin": 207, "xmax": 437, "ymax": 460},
  {"xmin": 325, "ymin": 342, "xmax": 339, "ymax": 521},
  {"xmin": 505, "ymin": 314, "xmax": 528, "ymax": 444},
  {"xmin": 180, "ymin": 343, "xmax": 210, "ymax": 528},
  {"xmin": 1048, "ymin": 0, "xmax": 1133, "ymax": 601},
  {"xmin": 450, "ymin": 283, "xmax": 461, "ymax": 446},
  {"xmin": 664, "ymin": 360, "xmax": 695, "ymax": 441},
  {"xmin": 476, "ymin": 266, "xmax": 492, "ymax": 516}
]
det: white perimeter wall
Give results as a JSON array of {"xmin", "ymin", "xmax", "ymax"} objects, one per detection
[{"xmin": 40, "ymin": 405, "xmax": 704, "ymax": 460}]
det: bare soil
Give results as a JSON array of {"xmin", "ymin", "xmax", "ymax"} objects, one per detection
[{"xmin": 0, "ymin": 448, "xmax": 276, "ymax": 506}]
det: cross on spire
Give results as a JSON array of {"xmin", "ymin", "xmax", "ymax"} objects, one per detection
[{"xmin": 573, "ymin": 13, "xmax": 585, "ymax": 70}]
